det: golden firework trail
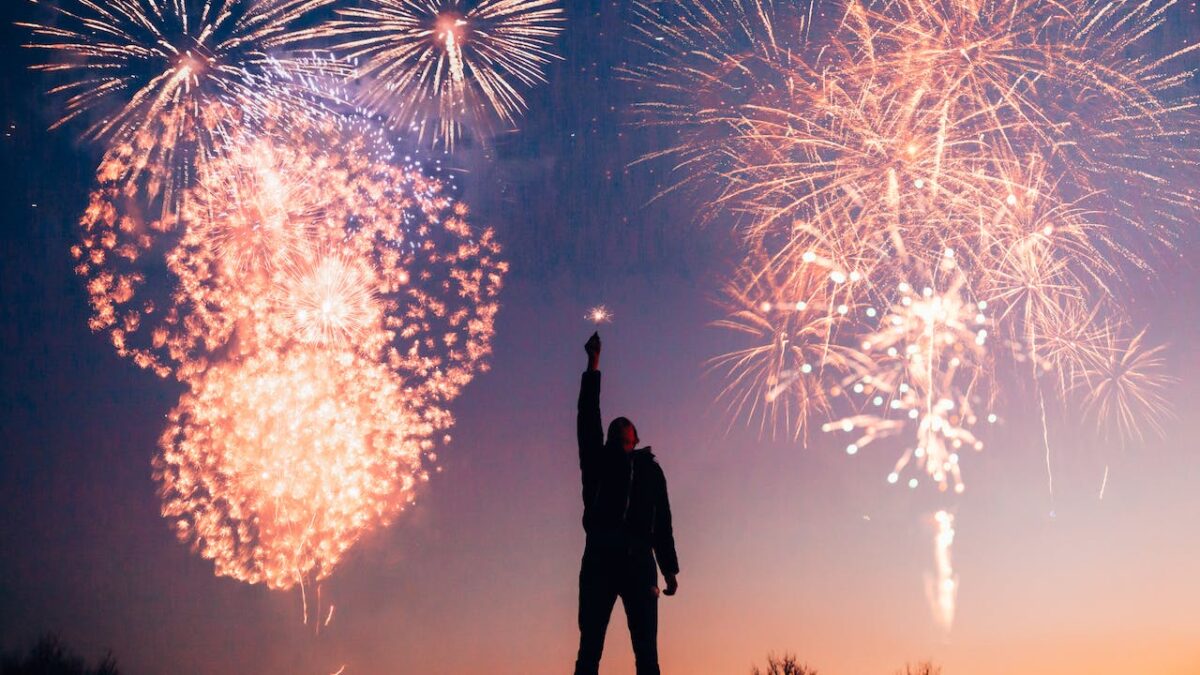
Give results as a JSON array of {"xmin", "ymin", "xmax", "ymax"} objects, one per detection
[{"xmin": 926, "ymin": 510, "xmax": 958, "ymax": 632}]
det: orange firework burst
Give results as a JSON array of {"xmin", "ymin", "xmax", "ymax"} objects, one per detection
[
  {"xmin": 71, "ymin": 109, "xmax": 507, "ymax": 590},
  {"xmin": 72, "ymin": 112, "xmax": 506, "ymax": 385},
  {"xmin": 1073, "ymin": 326, "xmax": 1176, "ymax": 446},
  {"xmin": 635, "ymin": 0, "xmax": 1193, "ymax": 471},
  {"xmin": 316, "ymin": 0, "xmax": 565, "ymax": 147},
  {"xmin": 155, "ymin": 346, "xmax": 431, "ymax": 590}
]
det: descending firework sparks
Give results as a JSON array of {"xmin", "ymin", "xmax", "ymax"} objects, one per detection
[
  {"xmin": 21, "ymin": 0, "xmax": 334, "ymax": 204},
  {"xmin": 824, "ymin": 276, "xmax": 990, "ymax": 494},
  {"xmin": 926, "ymin": 510, "xmax": 958, "ymax": 632},
  {"xmin": 315, "ymin": 0, "xmax": 565, "ymax": 147}
]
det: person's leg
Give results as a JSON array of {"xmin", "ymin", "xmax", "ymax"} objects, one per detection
[
  {"xmin": 620, "ymin": 576, "xmax": 660, "ymax": 675},
  {"xmin": 575, "ymin": 565, "xmax": 619, "ymax": 675}
]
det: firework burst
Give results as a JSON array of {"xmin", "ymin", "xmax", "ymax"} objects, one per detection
[
  {"xmin": 155, "ymin": 346, "xmax": 431, "ymax": 590},
  {"xmin": 636, "ymin": 0, "xmax": 1193, "ymax": 473},
  {"xmin": 636, "ymin": 0, "xmax": 1194, "ymax": 629},
  {"xmin": 72, "ymin": 112, "xmax": 506, "ymax": 385},
  {"xmin": 317, "ymin": 0, "xmax": 565, "ymax": 147},
  {"xmin": 22, "ymin": 0, "xmax": 335, "ymax": 204},
  {"xmin": 69, "ymin": 107, "xmax": 507, "ymax": 591}
]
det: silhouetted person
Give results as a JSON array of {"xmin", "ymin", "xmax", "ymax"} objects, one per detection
[{"xmin": 574, "ymin": 331, "xmax": 679, "ymax": 675}]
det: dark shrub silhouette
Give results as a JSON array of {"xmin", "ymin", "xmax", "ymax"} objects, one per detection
[
  {"xmin": 751, "ymin": 653, "xmax": 818, "ymax": 675},
  {"xmin": 752, "ymin": 653, "xmax": 943, "ymax": 675},
  {"xmin": 1, "ymin": 634, "xmax": 119, "ymax": 675}
]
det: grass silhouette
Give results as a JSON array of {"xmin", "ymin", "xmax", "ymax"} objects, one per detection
[{"xmin": 752, "ymin": 653, "xmax": 943, "ymax": 675}]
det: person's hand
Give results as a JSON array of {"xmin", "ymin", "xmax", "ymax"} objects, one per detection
[
  {"xmin": 663, "ymin": 574, "xmax": 678, "ymax": 596},
  {"xmin": 585, "ymin": 331, "xmax": 601, "ymax": 370}
]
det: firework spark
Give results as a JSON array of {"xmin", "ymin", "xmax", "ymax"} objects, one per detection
[{"xmin": 317, "ymin": 0, "xmax": 565, "ymax": 147}]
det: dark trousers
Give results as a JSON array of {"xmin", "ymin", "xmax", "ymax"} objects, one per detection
[{"xmin": 574, "ymin": 544, "xmax": 660, "ymax": 675}]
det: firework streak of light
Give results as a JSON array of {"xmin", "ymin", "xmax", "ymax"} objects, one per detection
[
  {"xmin": 926, "ymin": 510, "xmax": 958, "ymax": 632},
  {"xmin": 308, "ymin": 0, "xmax": 565, "ymax": 147},
  {"xmin": 632, "ymin": 0, "xmax": 1198, "ymax": 628}
]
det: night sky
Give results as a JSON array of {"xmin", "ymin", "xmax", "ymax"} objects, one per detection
[{"xmin": 2, "ymin": 2, "xmax": 1200, "ymax": 674}]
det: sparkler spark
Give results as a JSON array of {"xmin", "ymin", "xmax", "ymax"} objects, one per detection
[
  {"xmin": 586, "ymin": 305, "xmax": 613, "ymax": 324},
  {"xmin": 318, "ymin": 0, "xmax": 565, "ymax": 147}
]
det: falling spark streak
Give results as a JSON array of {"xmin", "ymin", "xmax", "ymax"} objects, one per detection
[
  {"xmin": 927, "ymin": 510, "xmax": 958, "ymax": 632},
  {"xmin": 1038, "ymin": 382, "xmax": 1055, "ymax": 510}
]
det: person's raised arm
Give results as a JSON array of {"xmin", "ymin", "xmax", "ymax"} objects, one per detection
[{"xmin": 578, "ymin": 332, "xmax": 603, "ymax": 471}]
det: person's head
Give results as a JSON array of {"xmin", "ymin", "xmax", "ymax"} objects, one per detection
[{"xmin": 607, "ymin": 417, "xmax": 639, "ymax": 453}]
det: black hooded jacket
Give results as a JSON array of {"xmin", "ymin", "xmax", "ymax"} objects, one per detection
[{"xmin": 577, "ymin": 370, "xmax": 679, "ymax": 577}]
